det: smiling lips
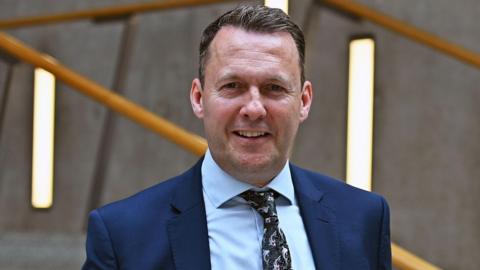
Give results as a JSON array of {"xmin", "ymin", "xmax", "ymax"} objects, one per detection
[{"xmin": 235, "ymin": 131, "xmax": 269, "ymax": 138}]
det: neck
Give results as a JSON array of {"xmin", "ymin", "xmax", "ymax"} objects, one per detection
[{"xmin": 220, "ymin": 161, "xmax": 287, "ymax": 188}]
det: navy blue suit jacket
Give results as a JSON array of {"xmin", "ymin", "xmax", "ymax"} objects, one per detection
[{"xmin": 83, "ymin": 159, "xmax": 391, "ymax": 269}]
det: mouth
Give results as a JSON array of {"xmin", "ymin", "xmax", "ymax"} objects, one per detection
[{"xmin": 234, "ymin": 130, "xmax": 270, "ymax": 138}]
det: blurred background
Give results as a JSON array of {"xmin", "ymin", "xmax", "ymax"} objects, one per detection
[{"xmin": 0, "ymin": 0, "xmax": 479, "ymax": 269}]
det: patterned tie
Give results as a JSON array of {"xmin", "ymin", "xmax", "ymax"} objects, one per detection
[{"xmin": 240, "ymin": 190, "xmax": 292, "ymax": 270}]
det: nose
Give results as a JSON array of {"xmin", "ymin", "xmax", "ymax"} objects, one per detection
[{"xmin": 239, "ymin": 88, "xmax": 267, "ymax": 121}]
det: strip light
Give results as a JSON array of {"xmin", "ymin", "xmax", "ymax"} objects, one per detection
[
  {"xmin": 346, "ymin": 38, "xmax": 375, "ymax": 191},
  {"xmin": 265, "ymin": 0, "xmax": 289, "ymax": 13},
  {"xmin": 32, "ymin": 68, "xmax": 55, "ymax": 208}
]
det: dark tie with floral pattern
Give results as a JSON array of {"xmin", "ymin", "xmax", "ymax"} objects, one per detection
[{"xmin": 240, "ymin": 190, "xmax": 292, "ymax": 270}]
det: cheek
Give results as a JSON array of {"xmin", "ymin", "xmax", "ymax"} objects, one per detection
[
  {"xmin": 205, "ymin": 97, "xmax": 241, "ymax": 117},
  {"xmin": 270, "ymin": 105, "xmax": 302, "ymax": 136},
  {"xmin": 270, "ymin": 99, "xmax": 302, "ymax": 119},
  {"xmin": 203, "ymin": 100, "xmax": 236, "ymax": 130}
]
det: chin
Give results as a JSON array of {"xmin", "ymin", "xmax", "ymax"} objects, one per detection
[
  {"xmin": 237, "ymin": 152, "xmax": 271, "ymax": 165},
  {"xmin": 233, "ymin": 153, "xmax": 284, "ymax": 174}
]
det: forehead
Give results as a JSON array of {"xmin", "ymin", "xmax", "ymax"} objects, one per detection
[
  {"xmin": 205, "ymin": 26, "xmax": 300, "ymax": 80},
  {"xmin": 210, "ymin": 26, "xmax": 297, "ymax": 58}
]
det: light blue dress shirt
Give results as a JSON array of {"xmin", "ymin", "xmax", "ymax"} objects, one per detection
[{"xmin": 202, "ymin": 150, "xmax": 316, "ymax": 270}]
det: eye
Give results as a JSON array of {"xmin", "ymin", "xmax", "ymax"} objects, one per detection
[
  {"xmin": 269, "ymin": 84, "xmax": 283, "ymax": 91},
  {"xmin": 218, "ymin": 82, "xmax": 243, "ymax": 97},
  {"xmin": 264, "ymin": 84, "xmax": 286, "ymax": 93},
  {"xmin": 222, "ymin": 82, "xmax": 241, "ymax": 89}
]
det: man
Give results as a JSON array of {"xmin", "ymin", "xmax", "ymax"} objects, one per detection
[{"xmin": 83, "ymin": 5, "xmax": 391, "ymax": 270}]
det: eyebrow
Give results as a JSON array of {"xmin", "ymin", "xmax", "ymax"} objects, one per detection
[
  {"xmin": 267, "ymin": 75, "xmax": 291, "ymax": 85},
  {"xmin": 216, "ymin": 71, "xmax": 293, "ymax": 86},
  {"xmin": 216, "ymin": 71, "xmax": 240, "ymax": 82}
]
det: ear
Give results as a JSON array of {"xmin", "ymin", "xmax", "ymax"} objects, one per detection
[
  {"xmin": 299, "ymin": 80, "xmax": 313, "ymax": 122},
  {"xmin": 190, "ymin": 78, "xmax": 204, "ymax": 119}
]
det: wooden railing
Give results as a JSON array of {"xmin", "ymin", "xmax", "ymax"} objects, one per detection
[
  {"xmin": 0, "ymin": 0, "xmax": 479, "ymax": 71},
  {"xmin": 392, "ymin": 243, "xmax": 440, "ymax": 270},
  {"xmin": 0, "ymin": 32, "xmax": 207, "ymax": 156},
  {"xmin": 0, "ymin": 0, "xmax": 467, "ymax": 269},
  {"xmin": 321, "ymin": 0, "xmax": 480, "ymax": 69},
  {"xmin": 0, "ymin": 0, "xmax": 233, "ymax": 29}
]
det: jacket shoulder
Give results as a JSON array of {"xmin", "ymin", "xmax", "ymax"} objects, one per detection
[
  {"xmin": 290, "ymin": 164, "xmax": 388, "ymax": 211},
  {"xmin": 95, "ymin": 160, "xmax": 201, "ymax": 223}
]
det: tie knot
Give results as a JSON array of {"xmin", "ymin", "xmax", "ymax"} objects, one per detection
[{"xmin": 240, "ymin": 190, "xmax": 279, "ymax": 226}]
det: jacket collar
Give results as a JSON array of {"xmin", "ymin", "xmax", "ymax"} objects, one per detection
[
  {"xmin": 167, "ymin": 158, "xmax": 211, "ymax": 270},
  {"xmin": 290, "ymin": 164, "xmax": 340, "ymax": 270}
]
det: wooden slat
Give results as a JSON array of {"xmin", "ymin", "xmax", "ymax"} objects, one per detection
[
  {"xmin": 0, "ymin": 0, "xmax": 232, "ymax": 29},
  {"xmin": 0, "ymin": 31, "xmax": 207, "ymax": 156},
  {"xmin": 392, "ymin": 243, "xmax": 442, "ymax": 270},
  {"xmin": 0, "ymin": 0, "xmax": 478, "ymax": 69},
  {"xmin": 322, "ymin": 0, "xmax": 480, "ymax": 69}
]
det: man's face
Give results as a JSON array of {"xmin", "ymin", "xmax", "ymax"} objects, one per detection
[{"xmin": 191, "ymin": 26, "xmax": 312, "ymax": 186}]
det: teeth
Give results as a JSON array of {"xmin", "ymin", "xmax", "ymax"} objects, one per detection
[{"xmin": 238, "ymin": 131, "xmax": 266, "ymax": 137}]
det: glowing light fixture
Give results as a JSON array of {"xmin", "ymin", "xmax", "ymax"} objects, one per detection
[
  {"xmin": 32, "ymin": 68, "xmax": 55, "ymax": 208},
  {"xmin": 265, "ymin": 0, "xmax": 289, "ymax": 13},
  {"xmin": 346, "ymin": 37, "xmax": 375, "ymax": 191}
]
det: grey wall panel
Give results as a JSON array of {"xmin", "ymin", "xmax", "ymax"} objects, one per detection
[
  {"xmin": 293, "ymin": 1, "xmax": 480, "ymax": 268},
  {"xmin": 0, "ymin": 233, "xmax": 85, "ymax": 270},
  {"xmin": 0, "ymin": 64, "xmax": 34, "ymax": 231},
  {"xmin": 0, "ymin": 61, "xmax": 8, "ymax": 99},
  {"xmin": 356, "ymin": 0, "xmax": 480, "ymax": 53},
  {"xmin": 292, "ymin": 6, "xmax": 359, "ymax": 179},
  {"xmin": 0, "ymin": 60, "xmax": 12, "ymax": 143},
  {"xmin": 0, "ymin": 0, "xmax": 148, "ymax": 21},
  {"xmin": 350, "ymin": 1, "xmax": 480, "ymax": 269},
  {"xmin": 372, "ymin": 28, "xmax": 480, "ymax": 270},
  {"xmin": 0, "ymin": 21, "xmax": 123, "ymax": 232},
  {"xmin": 46, "ymin": 22, "xmax": 121, "ymax": 232}
]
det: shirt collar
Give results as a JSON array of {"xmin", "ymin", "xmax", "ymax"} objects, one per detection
[{"xmin": 201, "ymin": 149, "xmax": 295, "ymax": 208}]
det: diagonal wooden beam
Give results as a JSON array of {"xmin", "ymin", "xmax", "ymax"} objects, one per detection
[
  {"xmin": 1, "ymin": 0, "xmax": 478, "ymax": 70},
  {"xmin": 321, "ymin": 0, "xmax": 480, "ymax": 69},
  {"xmin": 0, "ymin": 31, "xmax": 207, "ymax": 156},
  {"xmin": 0, "ymin": 0, "xmax": 235, "ymax": 29},
  {"xmin": 392, "ymin": 243, "xmax": 442, "ymax": 270}
]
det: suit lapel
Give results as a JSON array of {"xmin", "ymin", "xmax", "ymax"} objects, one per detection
[
  {"xmin": 291, "ymin": 165, "xmax": 340, "ymax": 270},
  {"xmin": 167, "ymin": 160, "xmax": 211, "ymax": 270}
]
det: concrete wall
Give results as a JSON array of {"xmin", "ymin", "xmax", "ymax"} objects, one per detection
[
  {"xmin": 0, "ymin": 0, "xmax": 478, "ymax": 269},
  {"xmin": 292, "ymin": 1, "xmax": 480, "ymax": 269}
]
